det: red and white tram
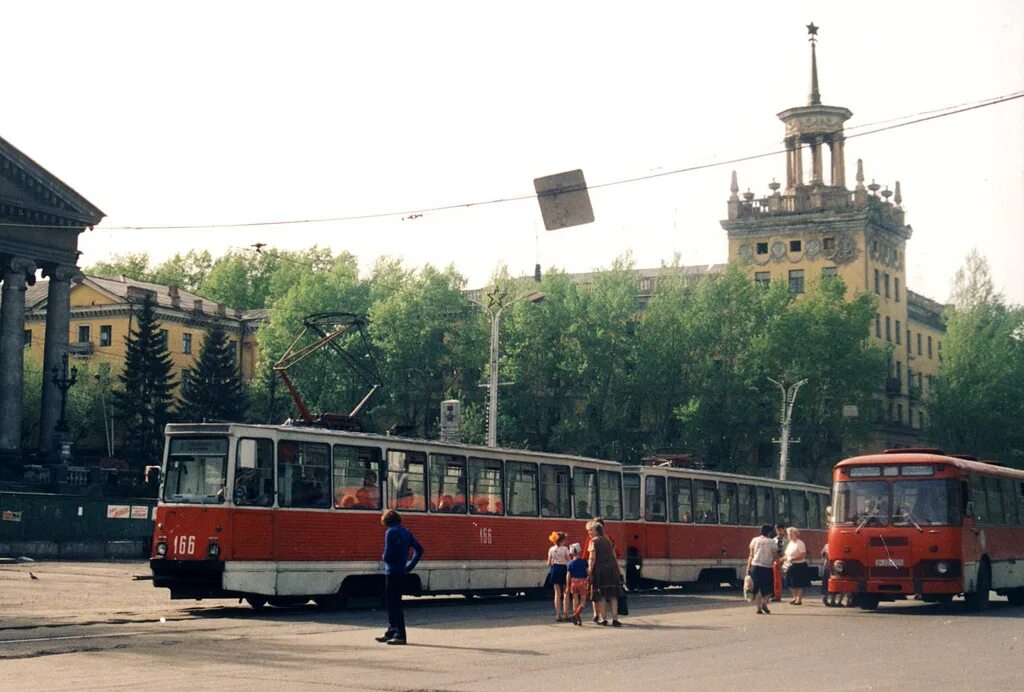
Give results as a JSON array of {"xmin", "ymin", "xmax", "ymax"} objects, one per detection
[{"xmin": 151, "ymin": 423, "xmax": 828, "ymax": 608}]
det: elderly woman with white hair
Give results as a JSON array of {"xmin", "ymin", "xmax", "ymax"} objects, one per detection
[{"xmin": 783, "ymin": 527, "xmax": 810, "ymax": 605}]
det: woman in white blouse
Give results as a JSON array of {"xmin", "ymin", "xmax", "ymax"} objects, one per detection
[{"xmin": 783, "ymin": 527, "xmax": 809, "ymax": 605}]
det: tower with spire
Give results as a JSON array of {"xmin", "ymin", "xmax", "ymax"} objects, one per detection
[{"xmin": 721, "ymin": 24, "xmax": 942, "ymax": 452}]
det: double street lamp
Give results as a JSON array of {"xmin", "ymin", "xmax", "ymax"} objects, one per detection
[
  {"xmin": 768, "ymin": 377, "xmax": 807, "ymax": 481},
  {"xmin": 477, "ymin": 285, "xmax": 545, "ymax": 447}
]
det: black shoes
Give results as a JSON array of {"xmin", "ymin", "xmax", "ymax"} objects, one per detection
[
  {"xmin": 386, "ymin": 637, "xmax": 407, "ymax": 645},
  {"xmin": 375, "ymin": 633, "xmax": 395, "ymax": 643}
]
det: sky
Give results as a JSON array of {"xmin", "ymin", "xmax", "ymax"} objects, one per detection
[{"xmin": 3, "ymin": 1, "xmax": 1022, "ymax": 304}]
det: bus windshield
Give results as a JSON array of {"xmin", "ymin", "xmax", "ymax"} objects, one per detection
[
  {"xmin": 833, "ymin": 480, "xmax": 891, "ymax": 526},
  {"xmin": 163, "ymin": 437, "xmax": 229, "ymax": 504},
  {"xmin": 893, "ymin": 478, "xmax": 960, "ymax": 526}
]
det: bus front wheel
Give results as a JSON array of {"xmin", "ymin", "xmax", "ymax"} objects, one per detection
[
  {"xmin": 965, "ymin": 561, "xmax": 991, "ymax": 613},
  {"xmin": 855, "ymin": 594, "xmax": 880, "ymax": 610}
]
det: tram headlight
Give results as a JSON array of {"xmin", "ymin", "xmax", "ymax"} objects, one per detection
[
  {"xmin": 156, "ymin": 541, "xmax": 168, "ymax": 557},
  {"xmin": 935, "ymin": 561, "xmax": 949, "ymax": 575},
  {"xmin": 207, "ymin": 540, "xmax": 220, "ymax": 559},
  {"xmin": 833, "ymin": 560, "xmax": 845, "ymax": 575}
]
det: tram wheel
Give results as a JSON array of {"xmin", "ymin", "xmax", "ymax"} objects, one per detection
[
  {"xmin": 856, "ymin": 594, "xmax": 880, "ymax": 610},
  {"xmin": 245, "ymin": 596, "xmax": 267, "ymax": 611},
  {"xmin": 1006, "ymin": 589, "xmax": 1024, "ymax": 607},
  {"xmin": 314, "ymin": 593, "xmax": 348, "ymax": 611}
]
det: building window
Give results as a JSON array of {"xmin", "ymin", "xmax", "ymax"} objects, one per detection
[
  {"xmin": 917, "ymin": 372, "xmax": 923, "ymax": 389},
  {"xmin": 788, "ymin": 269, "xmax": 804, "ymax": 294},
  {"xmin": 823, "ymin": 237, "xmax": 835, "ymax": 251},
  {"xmin": 874, "ymin": 269, "xmax": 880, "ymax": 294},
  {"xmin": 754, "ymin": 272, "xmax": 771, "ymax": 288},
  {"xmin": 875, "ymin": 314, "xmax": 881, "ymax": 338},
  {"xmin": 907, "ymin": 367, "xmax": 913, "ymax": 389},
  {"xmin": 756, "ymin": 242, "xmax": 768, "ymax": 255},
  {"xmin": 917, "ymin": 333, "xmax": 922, "ymax": 355},
  {"xmin": 821, "ymin": 266, "xmax": 838, "ymax": 280},
  {"xmin": 183, "ymin": 332, "xmax": 193, "ymax": 355},
  {"xmin": 99, "ymin": 325, "xmax": 112, "ymax": 347},
  {"xmin": 77, "ymin": 325, "xmax": 91, "ymax": 343},
  {"xmin": 895, "ymin": 320, "xmax": 901, "ymax": 344},
  {"xmin": 927, "ymin": 335, "xmax": 933, "ymax": 359},
  {"xmin": 24, "ymin": 330, "xmax": 31, "ymax": 348},
  {"xmin": 895, "ymin": 361, "xmax": 902, "ymax": 384},
  {"xmin": 906, "ymin": 329, "xmax": 911, "ymax": 353},
  {"xmin": 885, "ymin": 316, "xmax": 891, "ymax": 341},
  {"xmin": 884, "ymin": 273, "xmax": 890, "ymax": 298},
  {"xmin": 894, "ymin": 278, "xmax": 901, "ymax": 302},
  {"xmin": 159, "ymin": 329, "xmax": 169, "ymax": 350},
  {"xmin": 789, "ymin": 240, "xmax": 802, "ymax": 252}
]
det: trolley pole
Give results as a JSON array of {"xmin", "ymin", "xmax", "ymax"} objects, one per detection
[{"xmin": 768, "ymin": 377, "xmax": 807, "ymax": 481}]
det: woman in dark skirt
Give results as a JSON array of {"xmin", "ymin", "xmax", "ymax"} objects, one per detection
[
  {"xmin": 783, "ymin": 527, "xmax": 811, "ymax": 605},
  {"xmin": 586, "ymin": 520, "xmax": 623, "ymax": 626},
  {"xmin": 747, "ymin": 524, "xmax": 777, "ymax": 614}
]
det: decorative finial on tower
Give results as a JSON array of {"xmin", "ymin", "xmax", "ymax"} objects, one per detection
[
  {"xmin": 807, "ymin": 22, "xmax": 821, "ymax": 106},
  {"xmin": 855, "ymin": 159, "xmax": 865, "ymax": 190},
  {"xmin": 729, "ymin": 171, "xmax": 739, "ymax": 200},
  {"xmin": 867, "ymin": 178, "xmax": 880, "ymax": 195},
  {"xmin": 894, "ymin": 181, "xmax": 902, "ymax": 206}
]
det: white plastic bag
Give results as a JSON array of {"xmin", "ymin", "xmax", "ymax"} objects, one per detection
[{"xmin": 743, "ymin": 574, "xmax": 753, "ymax": 602}]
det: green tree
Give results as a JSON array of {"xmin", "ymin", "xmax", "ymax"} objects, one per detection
[
  {"xmin": 85, "ymin": 252, "xmax": 152, "ymax": 280},
  {"xmin": 927, "ymin": 251, "xmax": 1024, "ymax": 466},
  {"xmin": 112, "ymin": 296, "xmax": 176, "ymax": 468},
  {"xmin": 180, "ymin": 324, "xmax": 246, "ymax": 422},
  {"xmin": 150, "ymin": 250, "xmax": 213, "ymax": 292},
  {"xmin": 201, "ymin": 246, "xmax": 335, "ymax": 310}
]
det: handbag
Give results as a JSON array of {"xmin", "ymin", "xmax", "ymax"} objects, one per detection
[{"xmin": 617, "ymin": 592, "xmax": 629, "ymax": 616}]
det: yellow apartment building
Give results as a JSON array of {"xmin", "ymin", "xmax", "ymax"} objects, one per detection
[{"xmin": 23, "ymin": 275, "xmax": 265, "ymax": 390}]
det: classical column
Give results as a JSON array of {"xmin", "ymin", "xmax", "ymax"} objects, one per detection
[
  {"xmin": 784, "ymin": 138, "xmax": 797, "ymax": 189},
  {"xmin": 39, "ymin": 265, "xmax": 82, "ymax": 456},
  {"xmin": 810, "ymin": 136, "xmax": 824, "ymax": 185},
  {"xmin": 832, "ymin": 135, "xmax": 847, "ymax": 188},
  {"xmin": 0, "ymin": 257, "xmax": 38, "ymax": 453}
]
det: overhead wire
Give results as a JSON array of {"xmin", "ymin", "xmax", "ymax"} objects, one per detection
[{"xmin": 2, "ymin": 89, "xmax": 1022, "ymax": 233}]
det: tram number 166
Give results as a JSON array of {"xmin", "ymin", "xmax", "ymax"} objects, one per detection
[
  {"xmin": 172, "ymin": 535, "xmax": 196, "ymax": 556},
  {"xmin": 478, "ymin": 528, "xmax": 493, "ymax": 545}
]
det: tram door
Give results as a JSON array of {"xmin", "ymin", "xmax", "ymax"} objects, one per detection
[
  {"xmin": 231, "ymin": 438, "xmax": 276, "ymax": 559},
  {"xmin": 643, "ymin": 475, "xmax": 670, "ymax": 584}
]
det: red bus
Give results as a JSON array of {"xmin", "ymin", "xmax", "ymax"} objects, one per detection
[
  {"xmin": 151, "ymin": 423, "xmax": 828, "ymax": 608},
  {"xmin": 828, "ymin": 449, "xmax": 1024, "ymax": 610}
]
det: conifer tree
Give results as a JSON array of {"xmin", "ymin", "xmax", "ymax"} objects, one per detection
[
  {"xmin": 181, "ymin": 324, "xmax": 245, "ymax": 422},
  {"xmin": 113, "ymin": 295, "xmax": 175, "ymax": 468}
]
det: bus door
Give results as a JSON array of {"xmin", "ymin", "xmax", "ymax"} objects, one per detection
[{"xmin": 231, "ymin": 438, "xmax": 276, "ymax": 560}]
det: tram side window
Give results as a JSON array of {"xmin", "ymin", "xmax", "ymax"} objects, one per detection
[
  {"xmin": 539, "ymin": 464, "xmax": 571, "ymax": 518},
  {"xmin": 1000, "ymin": 478, "xmax": 1019, "ymax": 526},
  {"xmin": 506, "ymin": 461, "xmax": 538, "ymax": 517},
  {"xmin": 737, "ymin": 484, "xmax": 756, "ymax": 526},
  {"xmin": 332, "ymin": 445, "xmax": 382, "ymax": 510},
  {"xmin": 970, "ymin": 474, "xmax": 989, "ymax": 523},
  {"xmin": 598, "ymin": 471, "xmax": 623, "ymax": 520},
  {"xmin": 469, "ymin": 457, "xmax": 503, "ymax": 515},
  {"xmin": 668, "ymin": 477, "xmax": 693, "ymax": 523},
  {"xmin": 429, "ymin": 454, "xmax": 467, "ymax": 513},
  {"xmin": 791, "ymin": 491, "xmax": 808, "ymax": 529},
  {"xmin": 984, "ymin": 476, "xmax": 1005, "ymax": 525},
  {"xmin": 776, "ymin": 489, "xmax": 792, "ymax": 526},
  {"xmin": 645, "ymin": 476, "xmax": 666, "ymax": 521},
  {"xmin": 623, "ymin": 474, "xmax": 641, "ymax": 520},
  {"xmin": 387, "ymin": 450, "xmax": 426, "ymax": 512},
  {"xmin": 694, "ymin": 480, "xmax": 717, "ymax": 524},
  {"xmin": 756, "ymin": 486, "xmax": 774, "ymax": 526},
  {"xmin": 574, "ymin": 468, "xmax": 597, "ymax": 519},
  {"xmin": 806, "ymin": 493, "xmax": 821, "ymax": 529},
  {"xmin": 719, "ymin": 483, "xmax": 738, "ymax": 525},
  {"xmin": 277, "ymin": 440, "xmax": 330, "ymax": 509},
  {"xmin": 234, "ymin": 438, "xmax": 274, "ymax": 506}
]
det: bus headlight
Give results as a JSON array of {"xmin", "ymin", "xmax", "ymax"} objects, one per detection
[
  {"xmin": 156, "ymin": 541, "xmax": 167, "ymax": 557},
  {"xmin": 833, "ymin": 560, "xmax": 845, "ymax": 575},
  {"xmin": 935, "ymin": 561, "xmax": 949, "ymax": 575}
]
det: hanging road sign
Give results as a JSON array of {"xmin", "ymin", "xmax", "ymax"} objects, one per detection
[{"xmin": 533, "ymin": 169, "xmax": 595, "ymax": 231}]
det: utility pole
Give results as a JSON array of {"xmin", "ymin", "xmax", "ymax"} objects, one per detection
[
  {"xmin": 768, "ymin": 377, "xmax": 807, "ymax": 481},
  {"xmin": 51, "ymin": 352, "xmax": 78, "ymax": 463}
]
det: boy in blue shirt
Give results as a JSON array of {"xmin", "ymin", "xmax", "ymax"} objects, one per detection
[
  {"xmin": 565, "ymin": 543, "xmax": 589, "ymax": 626},
  {"xmin": 376, "ymin": 509, "xmax": 423, "ymax": 645}
]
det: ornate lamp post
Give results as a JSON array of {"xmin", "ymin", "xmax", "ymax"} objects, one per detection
[
  {"xmin": 768, "ymin": 376, "xmax": 807, "ymax": 481},
  {"xmin": 51, "ymin": 352, "xmax": 78, "ymax": 462}
]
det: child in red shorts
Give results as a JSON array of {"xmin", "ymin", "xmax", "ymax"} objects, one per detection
[{"xmin": 565, "ymin": 543, "xmax": 590, "ymax": 626}]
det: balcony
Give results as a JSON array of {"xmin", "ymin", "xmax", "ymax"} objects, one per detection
[{"xmin": 68, "ymin": 341, "xmax": 94, "ymax": 356}]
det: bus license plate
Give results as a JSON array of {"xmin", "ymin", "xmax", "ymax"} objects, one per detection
[{"xmin": 875, "ymin": 559, "xmax": 904, "ymax": 567}]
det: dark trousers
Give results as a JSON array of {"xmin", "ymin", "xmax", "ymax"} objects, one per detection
[{"xmin": 385, "ymin": 574, "xmax": 406, "ymax": 640}]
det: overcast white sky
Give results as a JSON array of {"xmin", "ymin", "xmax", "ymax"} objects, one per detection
[{"xmin": 3, "ymin": 1, "xmax": 1022, "ymax": 303}]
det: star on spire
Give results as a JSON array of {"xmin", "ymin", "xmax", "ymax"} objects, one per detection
[{"xmin": 806, "ymin": 22, "xmax": 819, "ymax": 40}]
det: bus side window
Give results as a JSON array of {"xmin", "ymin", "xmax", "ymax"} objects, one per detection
[
  {"xmin": 970, "ymin": 474, "xmax": 988, "ymax": 523},
  {"xmin": 1000, "ymin": 478, "xmax": 1019, "ymax": 526},
  {"xmin": 623, "ymin": 474, "xmax": 641, "ymax": 520},
  {"xmin": 985, "ymin": 475, "xmax": 1005, "ymax": 525},
  {"xmin": 645, "ymin": 476, "xmax": 666, "ymax": 522}
]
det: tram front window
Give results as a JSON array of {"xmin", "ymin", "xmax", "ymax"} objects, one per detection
[
  {"xmin": 164, "ymin": 438, "xmax": 228, "ymax": 503},
  {"xmin": 833, "ymin": 480, "xmax": 890, "ymax": 526},
  {"xmin": 893, "ymin": 479, "xmax": 960, "ymax": 526}
]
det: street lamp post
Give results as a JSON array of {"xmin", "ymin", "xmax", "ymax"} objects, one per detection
[
  {"xmin": 768, "ymin": 377, "xmax": 807, "ymax": 481},
  {"xmin": 478, "ymin": 286, "xmax": 544, "ymax": 448},
  {"xmin": 51, "ymin": 352, "xmax": 78, "ymax": 462}
]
